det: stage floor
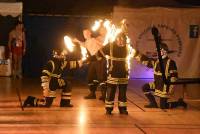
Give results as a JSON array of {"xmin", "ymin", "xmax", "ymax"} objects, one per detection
[{"xmin": 0, "ymin": 77, "xmax": 200, "ymax": 134}]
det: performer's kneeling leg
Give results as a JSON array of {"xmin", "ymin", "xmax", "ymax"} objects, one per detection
[
  {"xmin": 35, "ymin": 97, "xmax": 54, "ymax": 107},
  {"xmin": 23, "ymin": 96, "xmax": 36, "ymax": 107},
  {"xmin": 23, "ymin": 96, "xmax": 54, "ymax": 107},
  {"xmin": 142, "ymin": 84, "xmax": 158, "ymax": 108},
  {"xmin": 60, "ymin": 81, "xmax": 73, "ymax": 107}
]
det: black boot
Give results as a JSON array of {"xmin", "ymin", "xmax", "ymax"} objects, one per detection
[
  {"xmin": 144, "ymin": 103, "xmax": 158, "ymax": 108},
  {"xmin": 44, "ymin": 97, "xmax": 54, "ymax": 107},
  {"xmin": 169, "ymin": 98, "xmax": 187, "ymax": 109},
  {"xmin": 168, "ymin": 99, "xmax": 188, "ymax": 109},
  {"xmin": 23, "ymin": 96, "xmax": 36, "ymax": 107},
  {"xmin": 84, "ymin": 92, "xmax": 96, "ymax": 99},
  {"xmin": 144, "ymin": 94, "xmax": 158, "ymax": 108},
  {"xmin": 119, "ymin": 107, "xmax": 128, "ymax": 115},
  {"xmin": 178, "ymin": 98, "xmax": 187, "ymax": 108},
  {"xmin": 84, "ymin": 84, "xmax": 96, "ymax": 99},
  {"xmin": 60, "ymin": 99, "xmax": 73, "ymax": 107},
  {"xmin": 106, "ymin": 107, "xmax": 113, "ymax": 115}
]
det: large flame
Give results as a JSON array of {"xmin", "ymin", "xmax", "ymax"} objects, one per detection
[
  {"xmin": 103, "ymin": 20, "xmax": 122, "ymax": 45},
  {"xmin": 64, "ymin": 36, "xmax": 75, "ymax": 52},
  {"xmin": 91, "ymin": 19, "xmax": 137, "ymax": 75},
  {"xmin": 91, "ymin": 19, "xmax": 122, "ymax": 46},
  {"xmin": 64, "ymin": 35, "xmax": 88, "ymax": 61}
]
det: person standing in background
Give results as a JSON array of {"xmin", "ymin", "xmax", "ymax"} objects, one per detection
[{"xmin": 8, "ymin": 21, "xmax": 26, "ymax": 78}]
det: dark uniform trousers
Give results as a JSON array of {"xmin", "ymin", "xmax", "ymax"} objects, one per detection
[
  {"xmin": 106, "ymin": 84, "xmax": 127, "ymax": 112},
  {"xmin": 87, "ymin": 58, "xmax": 107, "ymax": 96}
]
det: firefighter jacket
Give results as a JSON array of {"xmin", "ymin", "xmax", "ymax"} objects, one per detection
[{"xmin": 91, "ymin": 42, "xmax": 134, "ymax": 85}]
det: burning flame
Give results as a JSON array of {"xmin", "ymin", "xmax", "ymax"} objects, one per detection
[
  {"xmin": 64, "ymin": 35, "xmax": 88, "ymax": 61},
  {"xmin": 91, "ymin": 19, "xmax": 137, "ymax": 78},
  {"xmin": 80, "ymin": 46, "xmax": 88, "ymax": 61},
  {"xmin": 64, "ymin": 36, "xmax": 75, "ymax": 52},
  {"xmin": 91, "ymin": 19, "xmax": 103, "ymax": 31},
  {"xmin": 91, "ymin": 19, "xmax": 122, "ymax": 46},
  {"xmin": 125, "ymin": 35, "xmax": 136, "ymax": 78},
  {"xmin": 103, "ymin": 20, "xmax": 122, "ymax": 45}
]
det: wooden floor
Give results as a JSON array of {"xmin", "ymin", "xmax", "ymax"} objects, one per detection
[{"xmin": 0, "ymin": 77, "xmax": 200, "ymax": 134}]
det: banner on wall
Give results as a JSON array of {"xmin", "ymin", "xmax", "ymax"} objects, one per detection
[
  {"xmin": 113, "ymin": 6, "xmax": 200, "ymax": 79},
  {"xmin": 0, "ymin": 2, "xmax": 22, "ymax": 17},
  {"xmin": 0, "ymin": 2, "xmax": 22, "ymax": 45}
]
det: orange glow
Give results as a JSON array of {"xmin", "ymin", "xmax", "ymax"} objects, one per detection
[{"xmin": 78, "ymin": 104, "xmax": 87, "ymax": 125}]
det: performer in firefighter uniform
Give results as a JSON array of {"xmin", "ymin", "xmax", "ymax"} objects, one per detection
[
  {"xmin": 89, "ymin": 32, "xmax": 135, "ymax": 115},
  {"xmin": 23, "ymin": 49, "xmax": 80, "ymax": 107},
  {"xmin": 134, "ymin": 43, "xmax": 187, "ymax": 109}
]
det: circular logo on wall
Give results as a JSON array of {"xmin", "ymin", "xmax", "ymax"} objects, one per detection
[{"xmin": 135, "ymin": 24, "xmax": 183, "ymax": 58}]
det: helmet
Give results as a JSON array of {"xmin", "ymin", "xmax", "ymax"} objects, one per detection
[
  {"xmin": 160, "ymin": 43, "xmax": 169, "ymax": 52},
  {"xmin": 52, "ymin": 48, "xmax": 65, "ymax": 59}
]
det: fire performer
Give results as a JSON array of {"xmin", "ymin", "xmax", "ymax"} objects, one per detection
[
  {"xmin": 87, "ymin": 32, "xmax": 135, "ymax": 115},
  {"xmin": 74, "ymin": 29, "xmax": 104, "ymax": 99},
  {"xmin": 134, "ymin": 43, "xmax": 187, "ymax": 109},
  {"xmin": 23, "ymin": 36, "xmax": 83, "ymax": 108},
  {"xmin": 95, "ymin": 26, "xmax": 107, "ymax": 101}
]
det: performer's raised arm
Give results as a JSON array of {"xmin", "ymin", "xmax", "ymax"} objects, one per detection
[
  {"xmin": 134, "ymin": 50, "xmax": 156, "ymax": 68},
  {"xmin": 86, "ymin": 43, "xmax": 110, "ymax": 62}
]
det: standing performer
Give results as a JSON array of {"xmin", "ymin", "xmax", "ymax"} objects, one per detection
[
  {"xmin": 74, "ymin": 29, "xmax": 104, "ymax": 99},
  {"xmin": 88, "ymin": 32, "xmax": 135, "ymax": 115},
  {"xmin": 23, "ymin": 49, "xmax": 81, "ymax": 107},
  {"xmin": 134, "ymin": 43, "xmax": 187, "ymax": 109},
  {"xmin": 8, "ymin": 21, "xmax": 26, "ymax": 78},
  {"xmin": 95, "ymin": 27, "xmax": 107, "ymax": 101}
]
